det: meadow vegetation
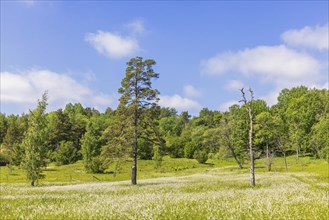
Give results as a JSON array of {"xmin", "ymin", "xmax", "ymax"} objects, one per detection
[
  {"xmin": 1, "ymin": 156, "xmax": 328, "ymax": 219},
  {"xmin": 0, "ymin": 58, "xmax": 328, "ymax": 219}
]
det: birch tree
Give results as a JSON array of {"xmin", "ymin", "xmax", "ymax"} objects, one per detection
[{"xmin": 21, "ymin": 92, "xmax": 48, "ymax": 186}]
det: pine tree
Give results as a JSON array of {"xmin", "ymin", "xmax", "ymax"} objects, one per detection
[{"xmin": 118, "ymin": 57, "xmax": 159, "ymax": 185}]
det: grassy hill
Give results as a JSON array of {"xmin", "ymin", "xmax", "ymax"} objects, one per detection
[{"xmin": 0, "ymin": 156, "xmax": 328, "ymax": 219}]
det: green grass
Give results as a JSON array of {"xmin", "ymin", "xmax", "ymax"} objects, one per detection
[
  {"xmin": 0, "ymin": 156, "xmax": 328, "ymax": 219},
  {"xmin": 0, "ymin": 156, "xmax": 234, "ymax": 184}
]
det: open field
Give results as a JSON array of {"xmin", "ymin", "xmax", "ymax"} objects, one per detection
[{"xmin": 0, "ymin": 156, "xmax": 328, "ymax": 219}]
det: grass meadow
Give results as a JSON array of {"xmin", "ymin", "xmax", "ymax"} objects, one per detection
[{"xmin": 0, "ymin": 156, "xmax": 328, "ymax": 219}]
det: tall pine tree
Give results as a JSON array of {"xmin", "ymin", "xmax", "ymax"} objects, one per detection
[{"xmin": 118, "ymin": 57, "xmax": 159, "ymax": 185}]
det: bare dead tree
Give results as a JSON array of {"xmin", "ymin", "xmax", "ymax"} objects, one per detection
[{"xmin": 240, "ymin": 88, "xmax": 255, "ymax": 187}]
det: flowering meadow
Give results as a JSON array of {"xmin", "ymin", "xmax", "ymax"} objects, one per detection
[{"xmin": 1, "ymin": 168, "xmax": 328, "ymax": 220}]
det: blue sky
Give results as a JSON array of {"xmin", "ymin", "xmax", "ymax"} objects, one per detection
[{"xmin": 1, "ymin": 1, "xmax": 328, "ymax": 115}]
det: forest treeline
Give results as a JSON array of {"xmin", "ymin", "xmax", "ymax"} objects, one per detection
[
  {"xmin": 1, "ymin": 57, "xmax": 329, "ymax": 185},
  {"xmin": 1, "ymin": 85, "xmax": 328, "ymax": 173}
]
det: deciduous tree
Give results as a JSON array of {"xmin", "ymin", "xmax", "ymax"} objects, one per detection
[{"xmin": 21, "ymin": 92, "xmax": 48, "ymax": 186}]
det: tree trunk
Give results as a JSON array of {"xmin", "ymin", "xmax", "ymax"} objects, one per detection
[
  {"xmin": 132, "ymin": 73, "xmax": 138, "ymax": 185},
  {"xmin": 293, "ymin": 122, "xmax": 299, "ymax": 163},
  {"xmin": 296, "ymin": 146, "xmax": 299, "ymax": 163},
  {"xmin": 132, "ymin": 105, "xmax": 138, "ymax": 185},
  {"xmin": 240, "ymin": 88, "xmax": 255, "ymax": 187},
  {"xmin": 266, "ymin": 142, "xmax": 271, "ymax": 172},
  {"xmin": 315, "ymin": 147, "xmax": 323, "ymax": 160},
  {"xmin": 249, "ymin": 113, "xmax": 255, "ymax": 186},
  {"xmin": 31, "ymin": 179, "xmax": 35, "ymax": 187},
  {"xmin": 283, "ymin": 151, "xmax": 288, "ymax": 172},
  {"xmin": 228, "ymin": 145, "xmax": 243, "ymax": 169}
]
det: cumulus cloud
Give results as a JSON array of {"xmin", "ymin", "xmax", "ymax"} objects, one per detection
[
  {"xmin": 281, "ymin": 24, "xmax": 329, "ymax": 50},
  {"xmin": 201, "ymin": 45, "xmax": 321, "ymax": 87},
  {"xmin": 225, "ymin": 80, "xmax": 244, "ymax": 91},
  {"xmin": 183, "ymin": 85, "xmax": 201, "ymax": 98},
  {"xmin": 202, "ymin": 24, "xmax": 328, "ymax": 108},
  {"xmin": 85, "ymin": 31, "xmax": 139, "ymax": 59},
  {"xmin": 86, "ymin": 20, "xmax": 145, "ymax": 59},
  {"xmin": 158, "ymin": 95, "xmax": 201, "ymax": 111},
  {"xmin": 1, "ymin": 70, "xmax": 113, "ymax": 112}
]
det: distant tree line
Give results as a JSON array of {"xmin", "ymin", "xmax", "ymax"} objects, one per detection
[{"xmin": 0, "ymin": 57, "xmax": 328, "ymax": 186}]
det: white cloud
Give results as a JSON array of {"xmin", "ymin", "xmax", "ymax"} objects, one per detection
[
  {"xmin": 1, "ymin": 70, "xmax": 113, "ymax": 112},
  {"xmin": 86, "ymin": 20, "xmax": 146, "ymax": 60},
  {"xmin": 218, "ymin": 100, "xmax": 240, "ymax": 112},
  {"xmin": 158, "ymin": 95, "xmax": 201, "ymax": 111},
  {"xmin": 281, "ymin": 24, "xmax": 329, "ymax": 50},
  {"xmin": 202, "ymin": 24, "xmax": 328, "ymax": 109},
  {"xmin": 201, "ymin": 45, "xmax": 321, "ymax": 87},
  {"xmin": 225, "ymin": 80, "xmax": 244, "ymax": 91},
  {"xmin": 125, "ymin": 19, "xmax": 145, "ymax": 35},
  {"xmin": 85, "ymin": 31, "xmax": 139, "ymax": 59},
  {"xmin": 183, "ymin": 85, "xmax": 201, "ymax": 98}
]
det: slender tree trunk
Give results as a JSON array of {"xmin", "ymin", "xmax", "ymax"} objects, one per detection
[
  {"xmin": 132, "ymin": 74, "xmax": 138, "ymax": 185},
  {"xmin": 132, "ymin": 107, "xmax": 138, "ymax": 185},
  {"xmin": 296, "ymin": 146, "xmax": 299, "ymax": 163},
  {"xmin": 294, "ymin": 123, "xmax": 299, "ymax": 162},
  {"xmin": 315, "ymin": 147, "xmax": 323, "ymax": 160},
  {"xmin": 249, "ymin": 111, "xmax": 255, "ymax": 186},
  {"xmin": 266, "ymin": 142, "xmax": 272, "ymax": 172},
  {"xmin": 31, "ymin": 179, "xmax": 35, "ymax": 186},
  {"xmin": 283, "ymin": 151, "xmax": 288, "ymax": 172},
  {"xmin": 228, "ymin": 144, "xmax": 243, "ymax": 169}
]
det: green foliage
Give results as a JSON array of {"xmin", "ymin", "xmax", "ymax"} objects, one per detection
[
  {"xmin": 81, "ymin": 117, "xmax": 106, "ymax": 173},
  {"xmin": 165, "ymin": 135, "xmax": 185, "ymax": 158},
  {"xmin": 54, "ymin": 141, "xmax": 78, "ymax": 165},
  {"xmin": 47, "ymin": 109, "xmax": 72, "ymax": 153},
  {"xmin": 216, "ymin": 106, "xmax": 247, "ymax": 168},
  {"xmin": 21, "ymin": 92, "xmax": 49, "ymax": 186},
  {"xmin": 2, "ymin": 115, "xmax": 28, "ymax": 165},
  {"xmin": 0, "ymin": 113, "xmax": 8, "ymax": 144},
  {"xmin": 152, "ymin": 145, "xmax": 162, "ymax": 169},
  {"xmin": 138, "ymin": 138, "xmax": 153, "ymax": 160},
  {"xmin": 193, "ymin": 150, "xmax": 208, "ymax": 164},
  {"xmin": 86, "ymin": 156, "xmax": 104, "ymax": 173},
  {"xmin": 101, "ymin": 105, "xmax": 132, "ymax": 172},
  {"xmin": 311, "ymin": 114, "xmax": 329, "ymax": 161},
  {"xmin": 64, "ymin": 103, "xmax": 89, "ymax": 159},
  {"xmin": 184, "ymin": 141, "xmax": 197, "ymax": 159}
]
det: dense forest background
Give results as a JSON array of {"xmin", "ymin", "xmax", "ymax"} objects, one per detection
[{"xmin": 1, "ymin": 85, "xmax": 328, "ymax": 175}]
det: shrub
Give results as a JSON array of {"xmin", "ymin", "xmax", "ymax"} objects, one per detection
[
  {"xmin": 152, "ymin": 146, "xmax": 162, "ymax": 169},
  {"xmin": 0, "ymin": 152, "xmax": 10, "ymax": 166},
  {"xmin": 193, "ymin": 150, "xmax": 208, "ymax": 164},
  {"xmin": 85, "ymin": 156, "xmax": 104, "ymax": 173},
  {"xmin": 184, "ymin": 142, "xmax": 197, "ymax": 159},
  {"xmin": 54, "ymin": 141, "xmax": 78, "ymax": 165}
]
